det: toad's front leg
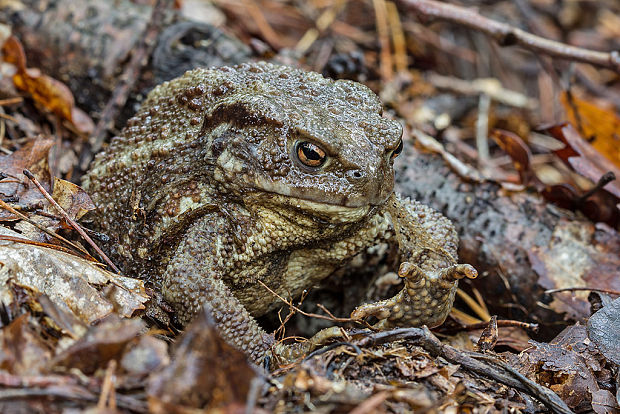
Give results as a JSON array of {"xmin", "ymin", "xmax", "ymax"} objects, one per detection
[
  {"xmin": 351, "ymin": 193, "xmax": 477, "ymax": 329},
  {"xmin": 162, "ymin": 215, "xmax": 277, "ymax": 363},
  {"xmin": 162, "ymin": 214, "xmax": 341, "ymax": 365}
]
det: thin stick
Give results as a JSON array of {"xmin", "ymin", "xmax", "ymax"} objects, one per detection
[
  {"xmin": 258, "ymin": 280, "xmax": 354, "ymax": 323},
  {"xmin": 373, "ymin": 0, "xmax": 394, "ymax": 81},
  {"xmin": 398, "ymin": 0, "xmax": 620, "ymax": 73},
  {"xmin": 0, "ymin": 97, "xmax": 23, "ymax": 106},
  {"xmin": 0, "ymin": 113, "xmax": 18, "ymax": 123},
  {"xmin": 97, "ymin": 360, "xmax": 117, "ymax": 411},
  {"xmin": 437, "ymin": 319, "xmax": 539, "ymax": 334},
  {"xmin": 23, "ymin": 169, "xmax": 120, "ymax": 273},
  {"xmin": 386, "ymin": 1, "xmax": 408, "ymax": 73},
  {"xmin": 0, "ymin": 234, "xmax": 93, "ymax": 259},
  {"xmin": 0, "ymin": 198, "xmax": 90, "ymax": 256},
  {"xmin": 545, "ymin": 287, "xmax": 620, "ymax": 296}
]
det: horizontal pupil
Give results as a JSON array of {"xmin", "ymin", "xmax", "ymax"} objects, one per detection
[{"xmin": 303, "ymin": 148, "xmax": 321, "ymax": 160}]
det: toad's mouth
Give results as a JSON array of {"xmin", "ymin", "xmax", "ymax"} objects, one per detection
[
  {"xmin": 246, "ymin": 192, "xmax": 373, "ymax": 224},
  {"xmin": 246, "ymin": 177, "xmax": 381, "ymax": 223},
  {"xmin": 249, "ymin": 175, "xmax": 390, "ymax": 213}
]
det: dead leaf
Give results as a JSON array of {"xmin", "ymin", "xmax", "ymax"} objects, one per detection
[
  {"xmin": 587, "ymin": 296, "xmax": 620, "ymax": 366},
  {"xmin": 519, "ymin": 324, "xmax": 609, "ymax": 412},
  {"xmin": 590, "ymin": 389, "xmax": 620, "ymax": 414},
  {"xmin": 1, "ymin": 35, "xmax": 26, "ymax": 72},
  {"xmin": 50, "ymin": 177, "xmax": 95, "ymax": 222},
  {"xmin": 0, "ymin": 138, "xmax": 53, "ymax": 220},
  {"xmin": 476, "ymin": 315, "xmax": 498, "ymax": 352},
  {"xmin": 491, "ymin": 129, "xmax": 537, "ymax": 185},
  {"xmin": 528, "ymin": 220, "xmax": 620, "ymax": 320},
  {"xmin": 543, "ymin": 123, "xmax": 620, "ymax": 226},
  {"xmin": 0, "ymin": 314, "xmax": 52, "ymax": 375},
  {"xmin": 0, "ymin": 226, "xmax": 148, "ymax": 325},
  {"xmin": 546, "ymin": 123, "xmax": 620, "ymax": 199},
  {"xmin": 13, "ymin": 67, "xmax": 74, "ymax": 122},
  {"xmin": 147, "ymin": 305, "xmax": 259, "ymax": 412},
  {"xmin": 50, "ymin": 316, "xmax": 144, "ymax": 374},
  {"xmin": 1, "ymin": 35, "xmax": 94, "ymax": 134}
]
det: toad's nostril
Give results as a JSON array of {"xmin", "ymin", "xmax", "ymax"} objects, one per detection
[{"xmin": 348, "ymin": 170, "xmax": 363, "ymax": 180}]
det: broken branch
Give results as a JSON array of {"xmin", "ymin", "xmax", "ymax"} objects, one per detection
[{"xmin": 398, "ymin": 0, "xmax": 620, "ymax": 73}]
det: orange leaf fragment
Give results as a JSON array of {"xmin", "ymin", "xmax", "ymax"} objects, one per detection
[{"xmin": 560, "ymin": 91, "xmax": 620, "ymax": 170}]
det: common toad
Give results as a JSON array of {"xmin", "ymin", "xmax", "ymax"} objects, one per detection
[{"xmin": 83, "ymin": 62, "xmax": 476, "ymax": 362}]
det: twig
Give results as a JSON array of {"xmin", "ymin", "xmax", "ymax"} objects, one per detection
[
  {"xmin": 373, "ymin": 0, "xmax": 394, "ymax": 81},
  {"xmin": 303, "ymin": 341, "xmax": 362, "ymax": 361},
  {"xmin": 0, "ymin": 97, "xmax": 23, "ymax": 106},
  {"xmin": 386, "ymin": 1, "xmax": 407, "ymax": 73},
  {"xmin": 427, "ymin": 72, "xmax": 537, "ymax": 109},
  {"xmin": 397, "ymin": 0, "xmax": 620, "ymax": 73},
  {"xmin": 0, "ymin": 235, "xmax": 95, "ymax": 262},
  {"xmin": 354, "ymin": 327, "xmax": 574, "ymax": 414},
  {"xmin": 476, "ymin": 93, "xmax": 491, "ymax": 165},
  {"xmin": 0, "ymin": 198, "xmax": 91, "ymax": 256},
  {"xmin": 0, "ymin": 113, "xmax": 18, "ymax": 123},
  {"xmin": 242, "ymin": 0, "xmax": 282, "ymax": 50},
  {"xmin": 437, "ymin": 319, "xmax": 539, "ymax": 334},
  {"xmin": 257, "ymin": 280, "xmax": 354, "ymax": 323},
  {"xmin": 97, "ymin": 360, "xmax": 117, "ymax": 411},
  {"xmin": 80, "ymin": 0, "xmax": 173, "ymax": 170},
  {"xmin": 23, "ymin": 169, "xmax": 119, "ymax": 273},
  {"xmin": 545, "ymin": 287, "xmax": 620, "ymax": 296}
]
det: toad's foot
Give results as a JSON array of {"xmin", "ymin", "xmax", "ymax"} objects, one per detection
[{"xmin": 350, "ymin": 260, "xmax": 477, "ymax": 329}]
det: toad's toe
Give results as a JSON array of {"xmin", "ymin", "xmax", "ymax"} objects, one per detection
[{"xmin": 351, "ymin": 262, "xmax": 477, "ymax": 329}]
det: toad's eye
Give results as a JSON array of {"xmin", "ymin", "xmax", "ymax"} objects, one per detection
[
  {"xmin": 390, "ymin": 139, "xmax": 403, "ymax": 160},
  {"xmin": 296, "ymin": 141, "xmax": 327, "ymax": 168}
]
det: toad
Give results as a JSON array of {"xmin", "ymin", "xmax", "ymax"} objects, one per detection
[{"xmin": 83, "ymin": 62, "xmax": 476, "ymax": 362}]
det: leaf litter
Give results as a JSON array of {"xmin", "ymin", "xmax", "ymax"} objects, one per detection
[{"xmin": 0, "ymin": 0, "xmax": 617, "ymax": 412}]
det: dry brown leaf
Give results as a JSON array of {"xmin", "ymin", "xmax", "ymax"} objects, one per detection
[
  {"xmin": 518, "ymin": 325, "xmax": 614, "ymax": 412},
  {"xmin": 0, "ymin": 138, "xmax": 53, "ymax": 219},
  {"xmin": 50, "ymin": 177, "xmax": 95, "ymax": 222},
  {"xmin": 147, "ymin": 306, "xmax": 259, "ymax": 412},
  {"xmin": 527, "ymin": 220, "xmax": 620, "ymax": 320},
  {"xmin": 547, "ymin": 123, "xmax": 620, "ymax": 198},
  {"xmin": 0, "ymin": 314, "xmax": 53, "ymax": 375},
  {"xmin": 0, "ymin": 226, "xmax": 148, "ymax": 325},
  {"xmin": 587, "ymin": 297, "xmax": 620, "ymax": 366},
  {"xmin": 491, "ymin": 129, "xmax": 537, "ymax": 185},
  {"xmin": 49, "ymin": 316, "xmax": 144, "ymax": 374},
  {"xmin": 1, "ymin": 35, "xmax": 94, "ymax": 135}
]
